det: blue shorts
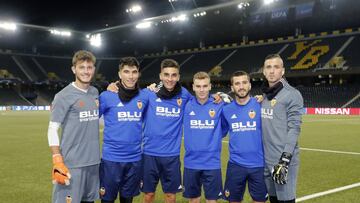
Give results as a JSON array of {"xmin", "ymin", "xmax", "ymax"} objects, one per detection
[
  {"xmin": 142, "ymin": 154, "xmax": 182, "ymax": 193},
  {"xmin": 223, "ymin": 162, "xmax": 268, "ymax": 202},
  {"xmin": 99, "ymin": 159, "xmax": 142, "ymax": 201},
  {"xmin": 183, "ymin": 168, "xmax": 223, "ymax": 200}
]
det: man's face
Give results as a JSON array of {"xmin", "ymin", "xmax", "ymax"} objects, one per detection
[
  {"xmin": 72, "ymin": 60, "xmax": 95, "ymax": 84},
  {"xmin": 263, "ymin": 57, "xmax": 284, "ymax": 85},
  {"xmin": 119, "ymin": 65, "xmax": 139, "ymax": 89},
  {"xmin": 231, "ymin": 75, "xmax": 251, "ymax": 99},
  {"xmin": 159, "ymin": 67, "xmax": 180, "ymax": 91},
  {"xmin": 193, "ymin": 78, "xmax": 211, "ymax": 101}
]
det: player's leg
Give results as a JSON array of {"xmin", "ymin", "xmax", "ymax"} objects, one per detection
[
  {"xmin": 264, "ymin": 164, "xmax": 278, "ymax": 203},
  {"xmin": 273, "ymin": 164, "xmax": 298, "ymax": 203},
  {"xmin": 99, "ymin": 160, "xmax": 123, "ymax": 203},
  {"xmin": 119, "ymin": 160, "xmax": 142, "ymax": 203},
  {"xmin": 223, "ymin": 162, "xmax": 248, "ymax": 203},
  {"xmin": 183, "ymin": 168, "xmax": 202, "ymax": 203},
  {"xmin": 202, "ymin": 169, "xmax": 223, "ymax": 203},
  {"xmin": 81, "ymin": 164, "xmax": 100, "ymax": 203},
  {"xmin": 159, "ymin": 155, "xmax": 182, "ymax": 203},
  {"xmin": 247, "ymin": 167, "xmax": 268, "ymax": 203},
  {"xmin": 142, "ymin": 155, "xmax": 160, "ymax": 203}
]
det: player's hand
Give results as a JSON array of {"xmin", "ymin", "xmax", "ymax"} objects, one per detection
[
  {"xmin": 254, "ymin": 95, "xmax": 264, "ymax": 103},
  {"xmin": 52, "ymin": 154, "xmax": 71, "ymax": 185},
  {"xmin": 147, "ymin": 83, "xmax": 157, "ymax": 92},
  {"xmin": 271, "ymin": 152, "xmax": 292, "ymax": 185},
  {"xmin": 213, "ymin": 92, "xmax": 232, "ymax": 104},
  {"xmin": 107, "ymin": 81, "xmax": 119, "ymax": 93}
]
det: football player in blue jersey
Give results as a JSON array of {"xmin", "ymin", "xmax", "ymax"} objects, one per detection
[
  {"xmin": 99, "ymin": 57, "xmax": 148, "ymax": 203},
  {"xmin": 222, "ymin": 71, "xmax": 268, "ymax": 203},
  {"xmin": 182, "ymin": 72, "xmax": 226, "ymax": 203}
]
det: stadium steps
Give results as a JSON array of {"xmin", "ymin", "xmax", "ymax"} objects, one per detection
[
  {"xmin": 342, "ymin": 92, "xmax": 360, "ymax": 108},
  {"xmin": 11, "ymin": 55, "xmax": 38, "ymax": 82}
]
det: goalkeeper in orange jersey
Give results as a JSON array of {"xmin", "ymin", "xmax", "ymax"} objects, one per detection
[{"xmin": 47, "ymin": 50, "xmax": 100, "ymax": 203}]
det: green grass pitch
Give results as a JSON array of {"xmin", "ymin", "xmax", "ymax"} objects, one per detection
[{"xmin": 0, "ymin": 111, "xmax": 359, "ymax": 202}]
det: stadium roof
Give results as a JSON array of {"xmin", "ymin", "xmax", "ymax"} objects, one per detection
[{"xmin": 1, "ymin": 0, "xmax": 360, "ymax": 57}]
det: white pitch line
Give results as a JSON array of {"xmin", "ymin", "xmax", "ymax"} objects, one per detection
[
  {"xmin": 300, "ymin": 147, "xmax": 360, "ymax": 155},
  {"xmin": 221, "ymin": 141, "xmax": 360, "ymax": 155},
  {"xmin": 296, "ymin": 182, "xmax": 360, "ymax": 202}
]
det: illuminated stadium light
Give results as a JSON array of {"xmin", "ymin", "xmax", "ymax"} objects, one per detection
[
  {"xmin": 168, "ymin": 0, "xmax": 177, "ymax": 2},
  {"xmin": 136, "ymin": 21, "xmax": 152, "ymax": 29},
  {"xmin": 161, "ymin": 14, "xmax": 188, "ymax": 24},
  {"xmin": 89, "ymin": 33, "xmax": 102, "ymax": 47},
  {"xmin": 193, "ymin": 11, "xmax": 206, "ymax": 18},
  {"xmin": 49, "ymin": 29, "xmax": 71, "ymax": 37},
  {"xmin": 264, "ymin": 0, "xmax": 276, "ymax": 5},
  {"xmin": 238, "ymin": 2, "xmax": 250, "ymax": 9},
  {"xmin": 0, "ymin": 22, "xmax": 17, "ymax": 31},
  {"xmin": 85, "ymin": 34, "xmax": 90, "ymax": 39},
  {"xmin": 126, "ymin": 5, "xmax": 142, "ymax": 13}
]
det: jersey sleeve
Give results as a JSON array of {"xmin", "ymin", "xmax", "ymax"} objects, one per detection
[
  {"xmin": 50, "ymin": 94, "xmax": 70, "ymax": 123},
  {"xmin": 283, "ymin": 90, "xmax": 304, "ymax": 154}
]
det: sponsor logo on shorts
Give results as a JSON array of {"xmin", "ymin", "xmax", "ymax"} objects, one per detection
[{"xmin": 225, "ymin": 189, "xmax": 230, "ymax": 197}]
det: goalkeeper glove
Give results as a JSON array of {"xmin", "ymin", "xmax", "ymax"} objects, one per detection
[
  {"xmin": 52, "ymin": 154, "xmax": 71, "ymax": 185},
  {"xmin": 271, "ymin": 152, "xmax": 292, "ymax": 185}
]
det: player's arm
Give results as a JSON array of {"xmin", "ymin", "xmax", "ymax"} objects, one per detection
[
  {"xmin": 48, "ymin": 94, "xmax": 72, "ymax": 185},
  {"xmin": 283, "ymin": 90, "xmax": 304, "ymax": 154},
  {"xmin": 48, "ymin": 121, "xmax": 71, "ymax": 185},
  {"xmin": 272, "ymin": 90, "xmax": 303, "ymax": 185}
]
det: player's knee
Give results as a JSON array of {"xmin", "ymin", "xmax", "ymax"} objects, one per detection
[
  {"xmin": 144, "ymin": 192, "xmax": 155, "ymax": 202},
  {"xmin": 164, "ymin": 193, "xmax": 176, "ymax": 202}
]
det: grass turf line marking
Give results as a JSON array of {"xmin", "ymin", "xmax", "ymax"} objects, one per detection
[
  {"xmin": 221, "ymin": 141, "xmax": 360, "ymax": 155},
  {"xmin": 296, "ymin": 182, "xmax": 360, "ymax": 202}
]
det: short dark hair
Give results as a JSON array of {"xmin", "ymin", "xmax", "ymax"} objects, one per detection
[
  {"xmin": 230, "ymin": 71, "xmax": 250, "ymax": 85},
  {"xmin": 264, "ymin": 53, "xmax": 282, "ymax": 61},
  {"xmin": 119, "ymin": 57, "xmax": 140, "ymax": 70},
  {"xmin": 161, "ymin": 59, "xmax": 180, "ymax": 71}
]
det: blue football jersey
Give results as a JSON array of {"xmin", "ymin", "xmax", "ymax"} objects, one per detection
[
  {"xmin": 222, "ymin": 97, "xmax": 264, "ymax": 168},
  {"xmin": 99, "ymin": 90, "xmax": 148, "ymax": 162},
  {"xmin": 142, "ymin": 87, "xmax": 192, "ymax": 156},
  {"xmin": 183, "ymin": 97, "xmax": 226, "ymax": 170}
]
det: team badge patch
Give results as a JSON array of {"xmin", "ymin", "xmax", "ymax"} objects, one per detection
[
  {"xmin": 99, "ymin": 187, "xmax": 106, "ymax": 196},
  {"xmin": 270, "ymin": 98, "xmax": 277, "ymax": 107},
  {"xmin": 78, "ymin": 100, "xmax": 85, "ymax": 108},
  {"xmin": 248, "ymin": 110, "xmax": 256, "ymax": 119},
  {"xmin": 225, "ymin": 189, "xmax": 230, "ymax": 198},
  {"xmin": 66, "ymin": 196, "xmax": 72, "ymax": 203},
  {"xmin": 95, "ymin": 99, "xmax": 99, "ymax": 107},
  {"xmin": 209, "ymin": 109, "xmax": 216, "ymax": 118},
  {"xmin": 177, "ymin": 97, "xmax": 182, "ymax": 106},
  {"xmin": 137, "ymin": 100, "xmax": 143, "ymax": 109}
]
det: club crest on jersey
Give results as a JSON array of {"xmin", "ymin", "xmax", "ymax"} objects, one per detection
[
  {"xmin": 66, "ymin": 196, "xmax": 72, "ymax": 203},
  {"xmin": 209, "ymin": 109, "xmax": 216, "ymax": 118},
  {"xmin": 225, "ymin": 189, "xmax": 230, "ymax": 197},
  {"xmin": 271, "ymin": 98, "xmax": 277, "ymax": 107},
  {"xmin": 177, "ymin": 97, "xmax": 182, "ymax": 106},
  {"xmin": 137, "ymin": 100, "xmax": 143, "ymax": 109},
  {"xmin": 78, "ymin": 100, "xmax": 85, "ymax": 108},
  {"xmin": 95, "ymin": 99, "xmax": 99, "ymax": 107},
  {"xmin": 99, "ymin": 187, "xmax": 106, "ymax": 196},
  {"xmin": 248, "ymin": 110, "xmax": 256, "ymax": 119}
]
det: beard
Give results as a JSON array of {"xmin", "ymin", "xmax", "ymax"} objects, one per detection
[{"xmin": 234, "ymin": 89, "xmax": 250, "ymax": 99}]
